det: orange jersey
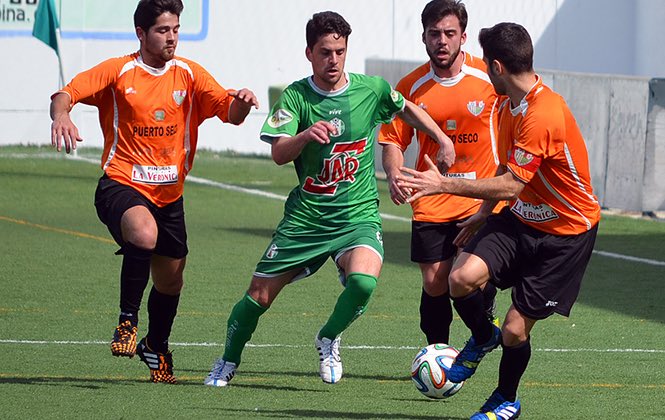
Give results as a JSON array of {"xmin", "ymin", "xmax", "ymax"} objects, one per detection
[
  {"xmin": 379, "ymin": 53, "xmax": 501, "ymax": 222},
  {"xmin": 56, "ymin": 52, "xmax": 235, "ymax": 207},
  {"xmin": 498, "ymin": 76, "xmax": 601, "ymax": 235}
]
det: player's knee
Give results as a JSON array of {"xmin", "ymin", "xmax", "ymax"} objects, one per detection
[
  {"xmin": 126, "ymin": 228, "xmax": 157, "ymax": 250},
  {"xmin": 448, "ymin": 266, "xmax": 476, "ymax": 296},
  {"xmin": 345, "ymin": 273, "xmax": 377, "ymax": 300}
]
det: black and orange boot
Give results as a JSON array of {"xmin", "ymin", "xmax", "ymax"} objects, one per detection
[
  {"xmin": 136, "ymin": 337, "xmax": 177, "ymax": 384},
  {"xmin": 111, "ymin": 320, "xmax": 137, "ymax": 357}
]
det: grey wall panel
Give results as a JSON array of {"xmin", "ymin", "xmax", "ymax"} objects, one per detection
[
  {"xmin": 543, "ymin": 71, "xmax": 610, "ymax": 206},
  {"xmin": 644, "ymin": 79, "xmax": 665, "ymax": 211},
  {"xmin": 604, "ymin": 78, "xmax": 649, "ymax": 211},
  {"xmin": 367, "ymin": 59, "xmax": 422, "ymax": 172}
]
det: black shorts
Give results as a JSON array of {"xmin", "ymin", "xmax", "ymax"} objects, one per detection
[
  {"xmin": 411, "ymin": 220, "xmax": 464, "ymax": 263},
  {"xmin": 464, "ymin": 207, "xmax": 598, "ymax": 319},
  {"xmin": 94, "ymin": 175, "xmax": 188, "ymax": 259}
]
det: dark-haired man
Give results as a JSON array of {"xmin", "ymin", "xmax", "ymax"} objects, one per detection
[
  {"xmin": 397, "ymin": 22, "xmax": 600, "ymax": 419},
  {"xmin": 379, "ymin": 0, "xmax": 501, "ymax": 348},
  {"xmin": 50, "ymin": 0, "xmax": 258, "ymax": 383},
  {"xmin": 204, "ymin": 10, "xmax": 455, "ymax": 387}
]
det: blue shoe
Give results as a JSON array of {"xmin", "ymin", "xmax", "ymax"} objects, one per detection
[
  {"xmin": 470, "ymin": 390, "xmax": 521, "ymax": 419},
  {"xmin": 446, "ymin": 324, "xmax": 501, "ymax": 383}
]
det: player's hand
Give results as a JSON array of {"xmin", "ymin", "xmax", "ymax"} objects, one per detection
[
  {"xmin": 303, "ymin": 121, "xmax": 336, "ymax": 145},
  {"xmin": 387, "ymin": 173, "xmax": 411, "ymax": 205},
  {"xmin": 51, "ymin": 113, "xmax": 83, "ymax": 154},
  {"xmin": 453, "ymin": 212, "xmax": 488, "ymax": 248},
  {"xmin": 229, "ymin": 88, "xmax": 259, "ymax": 110},
  {"xmin": 436, "ymin": 135, "xmax": 455, "ymax": 173},
  {"xmin": 397, "ymin": 154, "xmax": 445, "ymax": 203}
]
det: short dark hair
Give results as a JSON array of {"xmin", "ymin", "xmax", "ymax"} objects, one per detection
[
  {"xmin": 305, "ymin": 11, "xmax": 352, "ymax": 49},
  {"xmin": 134, "ymin": 0, "xmax": 184, "ymax": 32},
  {"xmin": 421, "ymin": 0, "xmax": 468, "ymax": 32},
  {"xmin": 478, "ymin": 22, "xmax": 533, "ymax": 74}
]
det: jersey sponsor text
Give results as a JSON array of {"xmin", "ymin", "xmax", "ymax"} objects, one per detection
[
  {"xmin": 131, "ymin": 165, "xmax": 179, "ymax": 185},
  {"xmin": 133, "ymin": 124, "xmax": 178, "ymax": 137},
  {"xmin": 303, "ymin": 139, "xmax": 366, "ymax": 195},
  {"xmin": 511, "ymin": 199, "xmax": 559, "ymax": 223}
]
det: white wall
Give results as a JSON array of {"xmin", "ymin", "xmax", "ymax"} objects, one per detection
[{"xmin": 1, "ymin": 0, "xmax": 664, "ymax": 154}]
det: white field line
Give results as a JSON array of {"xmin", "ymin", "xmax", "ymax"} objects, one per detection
[
  {"xmin": 0, "ymin": 339, "xmax": 664, "ymax": 353},
  {"xmin": 5, "ymin": 153, "xmax": 665, "ymax": 266}
]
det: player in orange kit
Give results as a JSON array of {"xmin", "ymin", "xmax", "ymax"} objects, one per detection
[
  {"xmin": 379, "ymin": 0, "xmax": 500, "ymax": 347},
  {"xmin": 49, "ymin": 0, "xmax": 258, "ymax": 383},
  {"xmin": 397, "ymin": 22, "xmax": 601, "ymax": 419}
]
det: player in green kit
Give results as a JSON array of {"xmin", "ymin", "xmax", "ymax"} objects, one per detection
[{"xmin": 204, "ymin": 11, "xmax": 455, "ymax": 387}]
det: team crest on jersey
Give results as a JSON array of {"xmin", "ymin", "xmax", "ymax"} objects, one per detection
[
  {"xmin": 467, "ymin": 100, "xmax": 485, "ymax": 116},
  {"xmin": 154, "ymin": 110, "xmax": 166, "ymax": 121},
  {"xmin": 513, "ymin": 147, "xmax": 535, "ymax": 167},
  {"xmin": 329, "ymin": 117, "xmax": 345, "ymax": 137},
  {"xmin": 173, "ymin": 90, "xmax": 187, "ymax": 106},
  {"xmin": 268, "ymin": 109, "xmax": 294, "ymax": 128},
  {"xmin": 390, "ymin": 89, "xmax": 401, "ymax": 104},
  {"xmin": 266, "ymin": 244, "xmax": 278, "ymax": 259}
]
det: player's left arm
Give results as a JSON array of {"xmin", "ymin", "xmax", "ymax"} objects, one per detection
[
  {"xmin": 228, "ymin": 88, "xmax": 259, "ymax": 125},
  {"xmin": 398, "ymin": 154, "xmax": 525, "ymax": 203},
  {"xmin": 397, "ymin": 100, "xmax": 455, "ymax": 172}
]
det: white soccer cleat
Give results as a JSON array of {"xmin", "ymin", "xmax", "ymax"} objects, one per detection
[
  {"xmin": 204, "ymin": 358, "xmax": 237, "ymax": 387},
  {"xmin": 315, "ymin": 334, "xmax": 343, "ymax": 384}
]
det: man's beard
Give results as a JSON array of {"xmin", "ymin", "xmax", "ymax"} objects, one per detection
[{"xmin": 428, "ymin": 47, "xmax": 460, "ymax": 71}]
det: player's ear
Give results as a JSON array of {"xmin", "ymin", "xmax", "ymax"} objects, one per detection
[
  {"xmin": 493, "ymin": 60, "xmax": 504, "ymax": 76},
  {"xmin": 421, "ymin": 31, "xmax": 426, "ymax": 45},
  {"xmin": 136, "ymin": 26, "xmax": 145, "ymax": 43},
  {"xmin": 460, "ymin": 31, "xmax": 467, "ymax": 46},
  {"xmin": 305, "ymin": 46, "xmax": 313, "ymax": 63}
]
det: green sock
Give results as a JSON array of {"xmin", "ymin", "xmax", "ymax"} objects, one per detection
[
  {"xmin": 222, "ymin": 293, "xmax": 267, "ymax": 365},
  {"xmin": 318, "ymin": 273, "xmax": 377, "ymax": 340}
]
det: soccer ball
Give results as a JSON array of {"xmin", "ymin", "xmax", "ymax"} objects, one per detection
[{"xmin": 411, "ymin": 343, "xmax": 464, "ymax": 399}]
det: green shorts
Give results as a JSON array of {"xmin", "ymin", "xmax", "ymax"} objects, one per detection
[{"xmin": 254, "ymin": 221, "xmax": 384, "ymax": 284}]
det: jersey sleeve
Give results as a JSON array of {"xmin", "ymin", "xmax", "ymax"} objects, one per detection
[
  {"xmin": 377, "ymin": 77, "xmax": 413, "ymax": 151},
  {"xmin": 55, "ymin": 57, "xmax": 123, "ymax": 106},
  {"xmin": 506, "ymin": 111, "xmax": 551, "ymax": 183},
  {"xmin": 260, "ymin": 85, "xmax": 301, "ymax": 144},
  {"xmin": 374, "ymin": 77, "xmax": 405, "ymax": 125},
  {"xmin": 190, "ymin": 62, "xmax": 234, "ymax": 123}
]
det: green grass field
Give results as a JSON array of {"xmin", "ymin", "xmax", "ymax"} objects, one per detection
[{"xmin": 1, "ymin": 145, "xmax": 664, "ymax": 419}]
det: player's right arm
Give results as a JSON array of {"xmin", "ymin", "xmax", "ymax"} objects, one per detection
[
  {"xmin": 271, "ymin": 120, "xmax": 337, "ymax": 165},
  {"xmin": 382, "ymin": 144, "xmax": 410, "ymax": 205},
  {"xmin": 49, "ymin": 57, "xmax": 123, "ymax": 154},
  {"xmin": 50, "ymin": 92, "xmax": 82, "ymax": 154}
]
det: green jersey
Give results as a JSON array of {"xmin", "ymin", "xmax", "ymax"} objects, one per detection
[{"xmin": 261, "ymin": 73, "xmax": 405, "ymax": 230}]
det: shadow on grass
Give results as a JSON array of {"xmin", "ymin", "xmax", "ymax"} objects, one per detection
[
  {"xmin": 0, "ymin": 375, "xmax": 203, "ymax": 388},
  {"xmin": 219, "ymin": 407, "xmax": 464, "ymax": 419},
  {"xmin": 180, "ymin": 367, "xmax": 409, "ymax": 383}
]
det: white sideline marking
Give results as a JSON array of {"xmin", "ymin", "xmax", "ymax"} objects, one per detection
[
  {"xmin": 592, "ymin": 250, "xmax": 665, "ymax": 267},
  {"xmin": 0, "ymin": 339, "xmax": 664, "ymax": 353},
  {"xmin": 5, "ymin": 152, "xmax": 665, "ymax": 266}
]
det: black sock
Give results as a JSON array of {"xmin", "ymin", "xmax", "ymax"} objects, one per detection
[
  {"xmin": 146, "ymin": 287, "xmax": 180, "ymax": 353},
  {"xmin": 419, "ymin": 289, "xmax": 453, "ymax": 344},
  {"xmin": 497, "ymin": 337, "xmax": 531, "ymax": 401},
  {"xmin": 117, "ymin": 243, "xmax": 152, "ymax": 327},
  {"xmin": 452, "ymin": 289, "xmax": 493, "ymax": 344},
  {"xmin": 481, "ymin": 282, "xmax": 497, "ymax": 314}
]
